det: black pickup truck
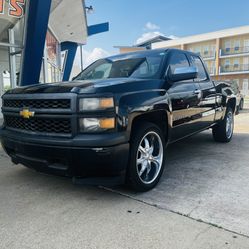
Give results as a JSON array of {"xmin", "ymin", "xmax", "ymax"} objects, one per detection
[{"xmin": 0, "ymin": 49, "xmax": 236, "ymax": 191}]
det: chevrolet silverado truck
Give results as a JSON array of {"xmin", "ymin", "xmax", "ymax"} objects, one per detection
[{"xmin": 0, "ymin": 49, "xmax": 236, "ymax": 192}]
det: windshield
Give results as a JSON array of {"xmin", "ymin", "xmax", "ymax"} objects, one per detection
[{"xmin": 74, "ymin": 53, "xmax": 165, "ymax": 81}]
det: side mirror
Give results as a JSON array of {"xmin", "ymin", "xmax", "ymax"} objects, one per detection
[{"xmin": 169, "ymin": 66, "xmax": 198, "ymax": 82}]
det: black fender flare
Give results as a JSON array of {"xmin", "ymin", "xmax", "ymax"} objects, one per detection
[{"xmin": 116, "ymin": 90, "xmax": 172, "ymax": 142}]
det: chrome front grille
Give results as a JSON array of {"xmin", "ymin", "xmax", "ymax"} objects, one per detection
[
  {"xmin": 2, "ymin": 94, "xmax": 75, "ymax": 136},
  {"xmin": 3, "ymin": 99, "xmax": 71, "ymax": 109},
  {"xmin": 4, "ymin": 116, "xmax": 72, "ymax": 134}
]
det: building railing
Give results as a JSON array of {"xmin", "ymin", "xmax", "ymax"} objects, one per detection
[
  {"xmin": 220, "ymin": 64, "xmax": 249, "ymax": 73},
  {"xmin": 195, "ymin": 51, "xmax": 216, "ymax": 59},
  {"xmin": 207, "ymin": 67, "xmax": 216, "ymax": 75},
  {"xmin": 220, "ymin": 46, "xmax": 249, "ymax": 56}
]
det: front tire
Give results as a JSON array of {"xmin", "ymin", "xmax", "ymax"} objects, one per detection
[
  {"xmin": 212, "ymin": 106, "xmax": 234, "ymax": 143},
  {"xmin": 127, "ymin": 122, "xmax": 166, "ymax": 192}
]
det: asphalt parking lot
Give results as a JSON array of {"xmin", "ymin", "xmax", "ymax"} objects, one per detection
[{"xmin": 0, "ymin": 104, "xmax": 249, "ymax": 249}]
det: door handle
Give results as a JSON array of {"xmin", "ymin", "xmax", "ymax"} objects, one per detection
[{"xmin": 194, "ymin": 90, "xmax": 201, "ymax": 95}]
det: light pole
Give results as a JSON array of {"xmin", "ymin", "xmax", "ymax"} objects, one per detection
[
  {"xmin": 80, "ymin": 45, "xmax": 83, "ymax": 71},
  {"xmin": 81, "ymin": 5, "xmax": 95, "ymax": 70},
  {"xmin": 85, "ymin": 5, "xmax": 94, "ymax": 14}
]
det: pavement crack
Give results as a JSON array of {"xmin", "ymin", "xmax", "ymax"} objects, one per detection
[
  {"xmin": 102, "ymin": 186, "xmax": 249, "ymax": 240},
  {"xmin": 193, "ymin": 225, "xmax": 212, "ymax": 242},
  {"xmin": 185, "ymin": 225, "xmax": 213, "ymax": 249},
  {"xmin": 187, "ymin": 205, "xmax": 199, "ymax": 217}
]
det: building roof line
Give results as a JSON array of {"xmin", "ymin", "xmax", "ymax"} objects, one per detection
[
  {"xmin": 114, "ymin": 45, "xmax": 143, "ymax": 48},
  {"xmin": 135, "ymin": 35, "xmax": 171, "ymax": 47},
  {"xmin": 152, "ymin": 25, "xmax": 249, "ymax": 48}
]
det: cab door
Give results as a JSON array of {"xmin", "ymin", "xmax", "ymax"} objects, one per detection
[
  {"xmin": 188, "ymin": 54, "xmax": 217, "ymax": 129},
  {"xmin": 166, "ymin": 51, "xmax": 203, "ymax": 142}
]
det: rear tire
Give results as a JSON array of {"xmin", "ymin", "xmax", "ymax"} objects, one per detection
[
  {"xmin": 212, "ymin": 106, "xmax": 234, "ymax": 143},
  {"xmin": 127, "ymin": 122, "xmax": 166, "ymax": 192}
]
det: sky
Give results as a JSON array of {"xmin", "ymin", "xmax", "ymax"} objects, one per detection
[{"xmin": 75, "ymin": 0, "xmax": 249, "ymax": 69}]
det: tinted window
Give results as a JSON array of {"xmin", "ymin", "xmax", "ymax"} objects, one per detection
[
  {"xmin": 191, "ymin": 55, "xmax": 208, "ymax": 81},
  {"xmin": 74, "ymin": 53, "xmax": 165, "ymax": 81},
  {"xmin": 131, "ymin": 56, "xmax": 163, "ymax": 78},
  {"xmin": 168, "ymin": 52, "xmax": 190, "ymax": 73}
]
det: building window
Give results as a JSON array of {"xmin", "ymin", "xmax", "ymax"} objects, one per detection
[
  {"xmin": 203, "ymin": 45, "xmax": 209, "ymax": 55},
  {"xmin": 242, "ymin": 79, "xmax": 249, "ymax": 96},
  {"xmin": 211, "ymin": 45, "xmax": 216, "ymax": 56},
  {"xmin": 234, "ymin": 40, "xmax": 240, "ymax": 51},
  {"xmin": 225, "ymin": 59, "xmax": 230, "ymax": 68},
  {"xmin": 233, "ymin": 59, "xmax": 239, "ymax": 68},
  {"xmin": 243, "ymin": 57, "xmax": 249, "ymax": 71},
  {"xmin": 225, "ymin": 41, "xmax": 231, "ymax": 52},
  {"xmin": 210, "ymin": 61, "xmax": 215, "ymax": 74},
  {"xmin": 244, "ymin": 40, "xmax": 249, "ymax": 52},
  {"xmin": 194, "ymin": 47, "xmax": 201, "ymax": 55}
]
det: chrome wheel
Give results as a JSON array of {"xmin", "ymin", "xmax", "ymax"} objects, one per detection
[
  {"xmin": 136, "ymin": 131, "xmax": 163, "ymax": 185},
  {"xmin": 226, "ymin": 111, "xmax": 234, "ymax": 139}
]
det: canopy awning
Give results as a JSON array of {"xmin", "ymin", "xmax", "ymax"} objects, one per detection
[{"xmin": 49, "ymin": 0, "xmax": 87, "ymax": 44}]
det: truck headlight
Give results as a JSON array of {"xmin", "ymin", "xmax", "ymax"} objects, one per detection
[
  {"xmin": 79, "ymin": 97, "xmax": 114, "ymax": 111},
  {"xmin": 79, "ymin": 118, "xmax": 115, "ymax": 132}
]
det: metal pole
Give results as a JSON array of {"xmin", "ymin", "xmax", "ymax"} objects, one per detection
[
  {"xmin": 0, "ymin": 66, "xmax": 3, "ymax": 118},
  {"xmin": 8, "ymin": 29, "xmax": 17, "ymax": 88},
  {"xmin": 43, "ymin": 40, "xmax": 48, "ymax": 83},
  {"xmin": 80, "ymin": 45, "xmax": 83, "ymax": 71}
]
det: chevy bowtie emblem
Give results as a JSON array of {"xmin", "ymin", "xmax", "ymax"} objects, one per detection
[{"xmin": 20, "ymin": 109, "xmax": 35, "ymax": 119}]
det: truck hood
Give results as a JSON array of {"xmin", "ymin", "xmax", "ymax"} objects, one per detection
[{"xmin": 5, "ymin": 78, "xmax": 163, "ymax": 95}]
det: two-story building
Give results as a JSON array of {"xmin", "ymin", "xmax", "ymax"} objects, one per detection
[{"xmin": 152, "ymin": 26, "xmax": 249, "ymax": 96}]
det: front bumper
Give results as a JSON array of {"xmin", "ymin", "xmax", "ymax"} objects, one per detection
[{"xmin": 0, "ymin": 129, "xmax": 130, "ymax": 185}]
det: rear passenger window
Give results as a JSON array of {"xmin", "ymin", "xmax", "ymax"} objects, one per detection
[
  {"xmin": 191, "ymin": 55, "xmax": 208, "ymax": 81},
  {"xmin": 169, "ymin": 53, "xmax": 190, "ymax": 73}
]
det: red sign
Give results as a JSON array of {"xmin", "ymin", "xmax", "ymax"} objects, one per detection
[
  {"xmin": 0, "ymin": 0, "xmax": 3, "ymax": 14},
  {"xmin": 0, "ymin": 0, "xmax": 25, "ymax": 18}
]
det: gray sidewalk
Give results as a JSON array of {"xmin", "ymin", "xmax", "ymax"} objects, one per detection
[{"xmin": 0, "ymin": 154, "xmax": 248, "ymax": 249}]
